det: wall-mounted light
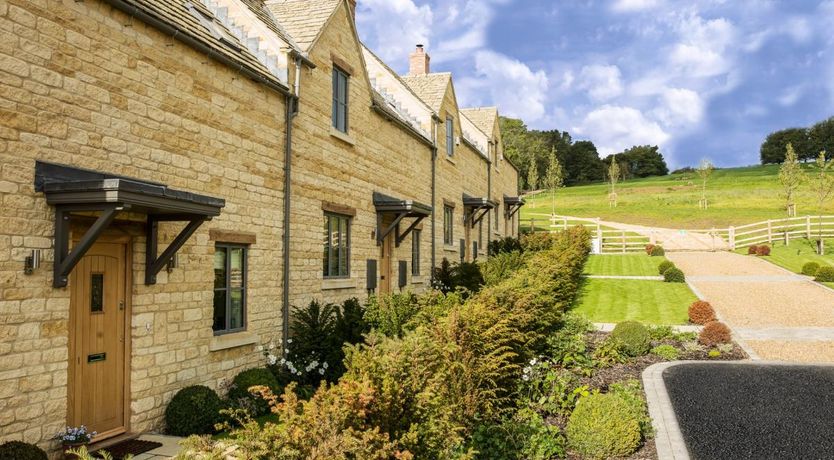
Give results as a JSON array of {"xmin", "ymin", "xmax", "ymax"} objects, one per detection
[
  {"xmin": 24, "ymin": 249, "xmax": 41, "ymax": 275},
  {"xmin": 166, "ymin": 253, "xmax": 179, "ymax": 273}
]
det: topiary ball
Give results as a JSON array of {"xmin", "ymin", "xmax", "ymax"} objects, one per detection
[
  {"xmin": 699, "ymin": 321, "xmax": 732, "ymax": 347},
  {"xmin": 610, "ymin": 321, "xmax": 651, "ymax": 357},
  {"xmin": 650, "ymin": 245, "xmax": 665, "ymax": 257},
  {"xmin": 664, "ymin": 267, "xmax": 685, "ymax": 283},
  {"xmin": 802, "ymin": 262, "xmax": 821, "ymax": 276},
  {"xmin": 566, "ymin": 393, "xmax": 642, "ymax": 459},
  {"xmin": 747, "ymin": 245, "xmax": 758, "ymax": 255},
  {"xmin": 756, "ymin": 245, "xmax": 771, "ymax": 256},
  {"xmin": 815, "ymin": 266, "xmax": 834, "ymax": 282},
  {"xmin": 0, "ymin": 441, "xmax": 48, "ymax": 460},
  {"xmin": 688, "ymin": 301, "xmax": 716, "ymax": 325},
  {"xmin": 658, "ymin": 260, "xmax": 675, "ymax": 275},
  {"xmin": 228, "ymin": 367, "xmax": 281, "ymax": 416},
  {"xmin": 165, "ymin": 385, "xmax": 223, "ymax": 436}
]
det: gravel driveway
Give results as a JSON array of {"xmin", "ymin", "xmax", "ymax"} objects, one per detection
[{"xmin": 668, "ymin": 252, "xmax": 834, "ymax": 363}]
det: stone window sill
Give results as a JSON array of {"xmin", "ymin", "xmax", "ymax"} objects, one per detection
[
  {"xmin": 445, "ymin": 156, "xmax": 457, "ymax": 166},
  {"xmin": 330, "ymin": 127, "xmax": 356, "ymax": 146},
  {"xmin": 443, "ymin": 245, "xmax": 457, "ymax": 253},
  {"xmin": 412, "ymin": 276, "xmax": 425, "ymax": 284},
  {"xmin": 323, "ymin": 278, "xmax": 356, "ymax": 290},
  {"xmin": 209, "ymin": 331, "xmax": 258, "ymax": 352}
]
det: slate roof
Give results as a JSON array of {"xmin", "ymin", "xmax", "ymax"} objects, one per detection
[
  {"xmin": 460, "ymin": 107, "xmax": 499, "ymax": 138},
  {"xmin": 121, "ymin": 0, "xmax": 287, "ymax": 88},
  {"xmin": 400, "ymin": 73, "xmax": 452, "ymax": 113},
  {"xmin": 266, "ymin": 0, "xmax": 341, "ymax": 52},
  {"xmin": 238, "ymin": 0, "xmax": 303, "ymax": 51}
]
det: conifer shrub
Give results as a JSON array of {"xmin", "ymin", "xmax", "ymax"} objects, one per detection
[
  {"xmin": 488, "ymin": 236, "xmax": 523, "ymax": 255},
  {"xmin": 566, "ymin": 393, "xmax": 642, "ymax": 459},
  {"xmin": 747, "ymin": 245, "xmax": 759, "ymax": 255},
  {"xmin": 756, "ymin": 245, "xmax": 771, "ymax": 256},
  {"xmin": 165, "ymin": 385, "xmax": 223, "ymax": 436},
  {"xmin": 0, "ymin": 441, "xmax": 47, "ymax": 460},
  {"xmin": 658, "ymin": 260, "xmax": 675, "ymax": 275},
  {"xmin": 698, "ymin": 321, "xmax": 732, "ymax": 346},
  {"xmin": 663, "ymin": 267, "xmax": 685, "ymax": 283},
  {"xmin": 650, "ymin": 245, "xmax": 665, "ymax": 257},
  {"xmin": 228, "ymin": 368, "xmax": 281, "ymax": 417},
  {"xmin": 802, "ymin": 262, "xmax": 821, "ymax": 277},
  {"xmin": 688, "ymin": 301, "xmax": 716, "ymax": 325},
  {"xmin": 481, "ymin": 250, "xmax": 527, "ymax": 287},
  {"xmin": 610, "ymin": 321, "xmax": 651, "ymax": 357},
  {"xmin": 814, "ymin": 266, "xmax": 834, "ymax": 282}
]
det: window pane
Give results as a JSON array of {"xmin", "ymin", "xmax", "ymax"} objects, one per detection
[
  {"xmin": 230, "ymin": 248, "xmax": 244, "ymax": 288},
  {"xmin": 214, "ymin": 248, "xmax": 227, "ymax": 288},
  {"xmin": 90, "ymin": 274, "xmax": 103, "ymax": 313},
  {"xmin": 329, "ymin": 217, "xmax": 338, "ymax": 277},
  {"xmin": 230, "ymin": 289, "xmax": 244, "ymax": 330},
  {"xmin": 323, "ymin": 215, "xmax": 331, "ymax": 276},
  {"xmin": 339, "ymin": 216, "xmax": 348, "ymax": 276},
  {"xmin": 212, "ymin": 289, "xmax": 226, "ymax": 332}
]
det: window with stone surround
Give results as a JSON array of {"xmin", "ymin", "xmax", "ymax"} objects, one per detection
[
  {"xmin": 446, "ymin": 116, "xmax": 455, "ymax": 156},
  {"xmin": 323, "ymin": 212, "xmax": 351, "ymax": 278},
  {"xmin": 213, "ymin": 244, "xmax": 247, "ymax": 334},
  {"xmin": 443, "ymin": 205, "xmax": 454, "ymax": 245},
  {"xmin": 332, "ymin": 67, "xmax": 349, "ymax": 133}
]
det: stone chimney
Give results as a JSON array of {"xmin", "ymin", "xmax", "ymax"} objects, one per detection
[
  {"xmin": 409, "ymin": 44, "xmax": 430, "ymax": 75},
  {"xmin": 347, "ymin": 0, "xmax": 356, "ymax": 21}
]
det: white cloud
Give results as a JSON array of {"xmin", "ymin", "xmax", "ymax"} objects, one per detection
[
  {"xmin": 573, "ymin": 105, "xmax": 670, "ymax": 155},
  {"xmin": 651, "ymin": 88, "xmax": 705, "ymax": 128},
  {"xmin": 356, "ymin": 0, "xmax": 432, "ymax": 64},
  {"xmin": 611, "ymin": 0, "xmax": 662, "ymax": 13},
  {"xmin": 459, "ymin": 50, "xmax": 549, "ymax": 122},
  {"xmin": 777, "ymin": 85, "xmax": 803, "ymax": 107},
  {"xmin": 578, "ymin": 64, "xmax": 624, "ymax": 101},
  {"xmin": 669, "ymin": 44, "xmax": 729, "ymax": 77}
]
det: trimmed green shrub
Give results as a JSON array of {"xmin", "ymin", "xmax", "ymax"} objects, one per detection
[
  {"xmin": 566, "ymin": 393, "xmax": 642, "ymax": 459},
  {"xmin": 610, "ymin": 321, "xmax": 651, "ymax": 356},
  {"xmin": 664, "ymin": 267, "xmax": 686, "ymax": 283},
  {"xmin": 651, "ymin": 344, "xmax": 680, "ymax": 360},
  {"xmin": 699, "ymin": 321, "xmax": 732, "ymax": 346},
  {"xmin": 609, "ymin": 379, "xmax": 652, "ymax": 438},
  {"xmin": 802, "ymin": 262, "xmax": 821, "ymax": 276},
  {"xmin": 228, "ymin": 368, "xmax": 281, "ymax": 416},
  {"xmin": 650, "ymin": 245, "xmax": 665, "ymax": 257},
  {"xmin": 165, "ymin": 385, "xmax": 223, "ymax": 436},
  {"xmin": 481, "ymin": 250, "xmax": 527, "ymax": 287},
  {"xmin": 521, "ymin": 232, "xmax": 558, "ymax": 252},
  {"xmin": 0, "ymin": 441, "xmax": 47, "ymax": 460},
  {"xmin": 658, "ymin": 260, "xmax": 675, "ymax": 275},
  {"xmin": 815, "ymin": 266, "xmax": 834, "ymax": 282}
]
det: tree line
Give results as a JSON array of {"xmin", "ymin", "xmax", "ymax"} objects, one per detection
[
  {"xmin": 499, "ymin": 117, "xmax": 669, "ymax": 190},
  {"xmin": 760, "ymin": 116, "xmax": 834, "ymax": 164}
]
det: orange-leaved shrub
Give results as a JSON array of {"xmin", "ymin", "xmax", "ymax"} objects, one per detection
[
  {"xmin": 756, "ymin": 245, "xmax": 771, "ymax": 256},
  {"xmin": 644, "ymin": 244, "xmax": 655, "ymax": 256},
  {"xmin": 747, "ymin": 245, "xmax": 758, "ymax": 255},
  {"xmin": 698, "ymin": 321, "xmax": 732, "ymax": 346},
  {"xmin": 688, "ymin": 301, "xmax": 716, "ymax": 325}
]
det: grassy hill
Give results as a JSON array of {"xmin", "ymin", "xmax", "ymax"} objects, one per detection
[{"xmin": 521, "ymin": 164, "xmax": 834, "ymax": 229}]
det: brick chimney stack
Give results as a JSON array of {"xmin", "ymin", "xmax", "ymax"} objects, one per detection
[{"xmin": 409, "ymin": 44, "xmax": 430, "ymax": 75}]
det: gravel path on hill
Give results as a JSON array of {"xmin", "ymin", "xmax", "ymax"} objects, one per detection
[{"xmin": 667, "ymin": 251, "xmax": 834, "ymax": 362}]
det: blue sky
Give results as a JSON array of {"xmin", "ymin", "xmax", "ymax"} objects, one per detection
[{"xmin": 356, "ymin": 0, "xmax": 834, "ymax": 168}]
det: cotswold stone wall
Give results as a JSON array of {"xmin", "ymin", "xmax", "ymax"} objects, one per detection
[
  {"xmin": 286, "ymin": 2, "xmax": 434, "ymax": 307},
  {"xmin": 0, "ymin": 0, "xmax": 286, "ymax": 450}
]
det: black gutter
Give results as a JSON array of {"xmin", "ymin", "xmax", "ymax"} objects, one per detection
[
  {"xmin": 371, "ymin": 105, "xmax": 434, "ymax": 147},
  {"xmin": 101, "ymin": 0, "xmax": 292, "ymax": 97}
]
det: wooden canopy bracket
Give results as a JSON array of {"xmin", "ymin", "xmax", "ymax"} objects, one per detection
[
  {"xmin": 53, "ymin": 204, "xmax": 126, "ymax": 288},
  {"xmin": 145, "ymin": 214, "xmax": 209, "ymax": 285},
  {"xmin": 395, "ymin": 216, "xmax": 425, "ymax": 247}
]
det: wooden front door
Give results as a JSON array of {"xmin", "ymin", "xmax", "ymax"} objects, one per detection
[
  {"xmin": 379, "ymin": 219, "xmax": 393, "ymax": 294},
  {"xmin": 69, "ymin": 241, "xmax": 128, "ymax": 440}
]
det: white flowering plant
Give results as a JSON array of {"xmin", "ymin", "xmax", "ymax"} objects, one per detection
[
  {"xmin": 260, "ymin": 336, "xmax": 332, "ymax": 390},
  {"xmin": 55, "ymin": 425, "xmax": 96, "ymax": 444},
  {"xmin": 519, "ymin": 357, "xmax": 589, "ymax": 419}
]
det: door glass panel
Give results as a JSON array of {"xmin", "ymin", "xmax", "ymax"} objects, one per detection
[
  {"xmin": 90, "ymin": 273, "xmax": 104, "ymax": 312},
  {"xmin": 214, "ymin": 248, "xmax": 227, "ymax": 288}
]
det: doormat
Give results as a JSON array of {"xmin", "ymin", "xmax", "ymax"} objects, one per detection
[{"xmin": 93, "ymin": 439, "xmax": 163, "ymax": 459}]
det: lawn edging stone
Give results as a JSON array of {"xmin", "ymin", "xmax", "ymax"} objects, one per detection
[{"xmin": 642, "ymin": 361, "xmax": 691, "ymax": 460}]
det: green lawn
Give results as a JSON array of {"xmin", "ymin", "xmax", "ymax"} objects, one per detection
[
  {"xmin": 572, "ymin": 279, "xmax": 695, "ymax": 325},
  {"xmin": 583, "ymin": 254, "xmax": 665, "ymax": 276},
  {"xmin": 522, "ymin": 164, "xmax": 834, "ymax": 229},
  {"xmin": 734, "ymin": 238, "xmax": 834, "ymax": 288}
]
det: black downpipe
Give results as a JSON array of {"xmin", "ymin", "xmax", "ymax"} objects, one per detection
[
  {"xmin": 430, "ymin": 120, "xmax": 438, "ymax": 272},
  {"xmin": 487, "ymin": 142, "xmax": 492, "ymax": 249},
  {"xmin": 282, "ymin": 94, "xmax": 298, "ymax": 347}
]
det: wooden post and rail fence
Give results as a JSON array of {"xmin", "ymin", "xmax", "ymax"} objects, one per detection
[{"xmin": 521, "ymin": 213, "xmax": 834, "ymax": 253}]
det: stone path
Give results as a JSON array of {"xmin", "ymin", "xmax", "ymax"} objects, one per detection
[
  {"xmin": 667, "ymin": 251, "xmax": 834, "ymax": 363},
  {"xmin": 132, "ymin": 434, "xmax": 181, "ymax": 460},
  {"xmin": 585, "ymin": 275, "xmax": 663, "ymax": 280}
]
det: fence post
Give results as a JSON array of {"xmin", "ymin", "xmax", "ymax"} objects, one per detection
[
  {"xmin": 767, "ymin": 220, "xmax": 773, "ymax": 244},
  {"xmin": 807, "ymin": 215, "xmax": 812, "ymax": 239},
  {"xmin": 621, "ymin": 230, "xmax": 626, "ymax": 254},
  {"xmin": 530, "ymin": 219, "xmax": 535, "ymax": 233},
  {"xmin": 563, "ymin": 217, "xmax": 568, "ymax": 230},
  {"xmin": 729, "ymin": 226, "xmax": 735, "ymax": 250}
]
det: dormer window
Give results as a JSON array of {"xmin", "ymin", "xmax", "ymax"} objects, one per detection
[
  {"xmin": 186, "ymin": 3, "xmax": 240, "ymax": 51},
  {"xmin": 332, "ymin": 67, "xmax": 350, "ymax": 133}
]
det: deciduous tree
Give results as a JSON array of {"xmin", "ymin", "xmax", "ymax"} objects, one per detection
[
  {"xmin": 544, "ymin": 147, "xmax": 565, "ymax": 215},
  {"xmin": 810, "ymin": 151, "xmax": 834, "ymax": 254},
  {"xmin": 607, "ymin": 155, "xmax": 620, "ymax": 207},
  {"xmin": 778, "ymin": 143, "xmax": 804, "ymax": 216},
  {"xmin": 697, "ymin": 159, "xmax": 714, "ymax": 209},
  {"xmin": 761, "ymin": 128, "xmax": 813, "ymax": 164}
]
